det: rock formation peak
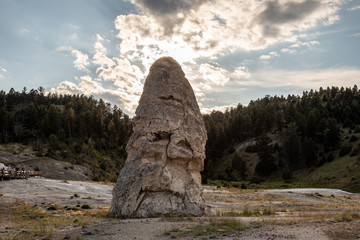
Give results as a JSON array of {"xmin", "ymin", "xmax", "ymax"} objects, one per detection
[{"xmin": 108, "ymin": 57, "xmax": 207, "ymax": 218}]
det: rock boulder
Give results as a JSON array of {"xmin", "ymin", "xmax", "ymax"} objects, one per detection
[{"xmin": 108, "ymin": 57, "xmax": 207, "ymax": 218}]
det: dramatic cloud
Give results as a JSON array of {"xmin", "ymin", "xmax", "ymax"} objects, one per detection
[
  {"xmin": 113, "ymin": 0, "xmax": 343, "ymax": 76},
  {"xmin": 52, "ymin": 0, "xmax": 348, "ymax": 115},
  {"xmin": 257, "ymin": 0, "xmax": 321, "ymax": 37},
  {"xmin": 129, "ymin": 0, "xmax": 205, "ymax": 34}
]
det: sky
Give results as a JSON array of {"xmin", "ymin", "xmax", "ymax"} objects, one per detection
[{"xmin": 0, "ymin": 0, "xmax": 360, "ymax": 116}]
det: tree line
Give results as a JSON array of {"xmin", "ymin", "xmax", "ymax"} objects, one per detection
[
  {"xmin": 0, "ymin": 85, "xmax": 359, "ymax": 182},
  {"xmin": 202, "ymin": 85, "xmax": 360, "ymax": 182},
  {"xmin": 0, "ymin": 87, "xmax": 132, "ymax": 181}
]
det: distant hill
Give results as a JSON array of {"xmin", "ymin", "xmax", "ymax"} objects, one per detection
[
  {"xmin": 202, "ymin": 85, "xmax": 360, "ymax": 192},
  {"xmin": 0, "ymin": 87, "xmax": 132, "ymax": 181},
  {"xmin": 1, "ymin": 85, "xmax": 359, "ymax": 191}
]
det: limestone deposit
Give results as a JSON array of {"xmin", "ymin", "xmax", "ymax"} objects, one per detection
[{"xmin": 108, "ymin": 57, "xmax": 207, "ymax": 218}]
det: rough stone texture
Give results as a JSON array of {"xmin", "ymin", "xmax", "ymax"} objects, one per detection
[{"xmin": 108, "ymin": 57, "xmax": 207, "ymax": 218}]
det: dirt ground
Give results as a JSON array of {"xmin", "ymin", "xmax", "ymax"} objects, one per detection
[{"xmin": 1, "ymin": 177, "xmax": 360, "ymax": 240}]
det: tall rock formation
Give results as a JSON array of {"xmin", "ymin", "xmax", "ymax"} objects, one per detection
[{"xmin": 108, "ymin": 57, "xmax": 207, "ymax": 218}]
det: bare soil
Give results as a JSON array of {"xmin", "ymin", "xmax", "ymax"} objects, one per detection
[{"xmin": 1, "ymin": 178, "xmax": 360, "ymax": 239}]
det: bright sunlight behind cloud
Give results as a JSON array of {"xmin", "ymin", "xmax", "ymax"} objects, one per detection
[{"xmin": 50, "ymin": 0, "xmax": 359, "ymax": 115}]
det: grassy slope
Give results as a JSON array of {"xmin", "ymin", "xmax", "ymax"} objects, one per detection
[
  {"xmin": 215, "ymin": 130, "xmax": 360, "ymax": 193},
  {"xmin": 295, "ymin": 131, "xmax": 360, "ymax": 193},
  {"xmin": 296, "ymin": 154, "xmax": 360, "ymax": 192}
]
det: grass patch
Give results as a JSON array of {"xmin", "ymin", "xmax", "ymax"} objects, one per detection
[
  {"xmin": 163, "ymin": 219, "xmax": 247, "ymax": 238},
  {"xmin": 7, "ymin": 201, "xmax": 108, "ymax": 239},
  {"xmin": 334, "ymin": 212, "xmax": 360, "ymax": 223}
]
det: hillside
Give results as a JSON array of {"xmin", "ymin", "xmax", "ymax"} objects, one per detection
[
  {"xmin": 0, "ymin": 88, "xmax": 132, "ymax": 181},
  {"xmin": 0, "ymin": 86, "xmax": 359, "ymax": 191},
  {"xmin": 202, "ymin": 85, "xmax": 360, "ymax": 193}
]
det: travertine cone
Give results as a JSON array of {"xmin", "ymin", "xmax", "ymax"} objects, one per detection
[{"xmin": 108, "ymin": 57, "xmax": 207, "ymax": 218}]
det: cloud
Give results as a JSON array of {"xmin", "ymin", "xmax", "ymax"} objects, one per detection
[
  {"xmin": 348, "ymin": 5, "xmax": 360, "ymax": 11},
  {"xmin": 52, "ymin": 75, "xmax": 140, "ymax": 114},
  {"xmin": 71, "ymin": 50, "xmax": 90, "ymax": 72},
  {"xmin": 281, "ymin": 40, "xmax": 320, "ymax": 54},
  {"xmin": 251, "ymin": 68, "xmax": 360, "ymax": 89},
  {"xmin": 129, "ymin": 0, "xmax": 205, "ymax": 34},
  {"xmin": 0, "ymin": 66, "xmax": 7, "ymax": 80},
  {"xmin": 198, "ymin": 67, "xmax": 360, "ymax": 114},
  {"xmin": 260, "ymin": 55, "xmax": 272, "ymax": 60},
  {"xmin": 53, "ymin": 0, "xmax": 346, "ymax": 116},
  {"xmin": 200, "ymin": 104, "xmax": 236, "ymax": 114},
  {"xmin": 0, "ymin": 66, "xmax": 7, "ymax": 73},
  {"xmin": 69, "ymin": 34, "xmax": 78, "ymax": 40},
  {"xmin": 232, "ymin": 66, "xmax": 251, "ymax": 79},
  {"xmin": 118, "ymin": 0, "xmax": 342, "ymax": 61},
  {"xmin": 55, "ymin": 46, "xmax": 74, "ymax": 52},
  {"xmin": 290, "ymin": 40, "xmax": 319, "ymax": 48},
  {"xmin": 18, "ymin": 28, "xmax": 29, "ymax": 34},
  {"xmin": 281, "ymin": 48, "xmax": 297, "ymax": 54},
  {"xmin": 199, "ymin": 63, "xmax": 230, "ymax": 86},
  {"xmin": 256, "ymin": 0, "xmax": 321, "ymax": 37},
  {"xmin": 260, "ymin": 51, "xmax": 279, "ymax": 59},
  {"xmin": 53, "ymin": 35, "xmax": 145, "ymax": 114}
]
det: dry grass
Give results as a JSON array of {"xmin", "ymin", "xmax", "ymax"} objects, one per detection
[
  {"xmin": 4, "ymin": 201, "xmax": 109, "ymax": 240},
  {"xmin": 324, "ymin": 221, "xmax": 360, "ymax": 240},
  {"xmin": 164, "ymin": 218, "xmax": 247, "ymax": 238}
]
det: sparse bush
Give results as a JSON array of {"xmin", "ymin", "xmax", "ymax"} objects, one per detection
[
  {"xmin": 262, "ymin": 207, "xmax": 273, "ymax": 216},
  {"xmin": 81, "ymin": 204, "xmax": 91, "ymax": 209},
  {"xmin": 339, "ymin": 144, "xmax": 352, "ymax": 157},
  {"xmin": 47, "ymin": 204, "xmax": 57, "ymax": 211},
  {"xmin": 250, "ymin": 176, "xmax": 262, "ymax": 184},
  {"xmin": 241, "ymin": 206, "xmax": 253, "ymax": 217}
]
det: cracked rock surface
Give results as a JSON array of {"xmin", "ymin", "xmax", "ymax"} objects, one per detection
[{"xmin": 108, "ymin": 57, "xmax": 207, "ymax": 218}]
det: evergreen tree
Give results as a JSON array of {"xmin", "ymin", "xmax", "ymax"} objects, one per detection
[{"xmin": 255, "ymin": 133, "xmax": 277, "ymax": 176}]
